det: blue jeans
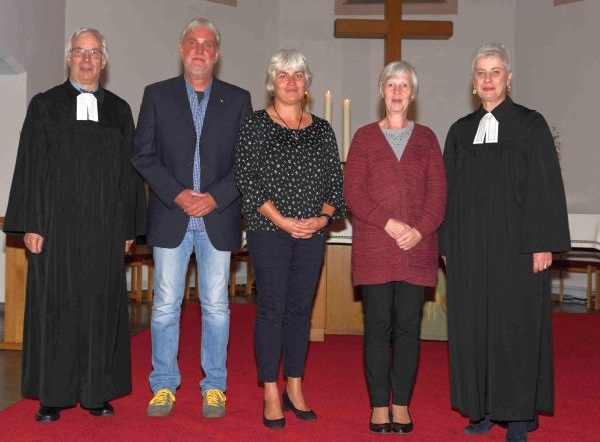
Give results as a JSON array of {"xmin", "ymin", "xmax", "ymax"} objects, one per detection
[{"xmin": 149, "ymin": 230, "xmax": 231, "ymax": 395}]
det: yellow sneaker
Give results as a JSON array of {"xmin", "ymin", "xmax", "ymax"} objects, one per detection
[
  {"xmin": 147, "ymin": 388, "xmax": 175, "ymax": 417},
  {"xmin": 202, "ymin": 389, "xmax": 226, "ymax": 418}
]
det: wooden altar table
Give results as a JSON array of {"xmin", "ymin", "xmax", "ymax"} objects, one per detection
[{"xmin": 309, "ymin": 219, "xmax": 447, "ymax": 342}]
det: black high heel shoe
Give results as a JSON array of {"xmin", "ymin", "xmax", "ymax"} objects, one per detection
[
  {"xmin": 263, "ymin": 401, "xmax": 285, "ymax": 430},
  {"xmin": 282, "ymin": 390, "xmax": 317, "ymax": 421},
  {"xmin": 369, "ymin": 411, "xmax": 391, "ymax": 434}
]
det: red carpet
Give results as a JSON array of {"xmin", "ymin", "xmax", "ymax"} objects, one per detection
[{"xmin": 1, "ymin": 305, "xmax": 599, "ymax": 441}]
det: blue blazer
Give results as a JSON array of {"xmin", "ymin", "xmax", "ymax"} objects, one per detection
[{"xmin": 132, "ymin": 75, "xmax": 252, "ymax": 250}]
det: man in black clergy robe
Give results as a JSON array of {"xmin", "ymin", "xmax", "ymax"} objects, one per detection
[{"xmin": 3, "ymin": 28, "xmax": 146, "ymax": 422}]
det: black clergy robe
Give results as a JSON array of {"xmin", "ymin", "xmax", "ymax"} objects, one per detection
[
  {"xmin": 3, "ymin": 81, "xmax": 146, "ymax": 408},
  {"xmin": 440, "ymin": 97, "xmax": 570, "ymax": 422}
]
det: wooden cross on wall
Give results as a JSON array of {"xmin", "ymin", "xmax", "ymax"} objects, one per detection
[{"xmin": 334, "ymin": 0, "xmax": 453, "ymax": 65}]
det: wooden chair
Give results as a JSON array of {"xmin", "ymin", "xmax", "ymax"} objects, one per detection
[
  {"xmin": 184, "ymin": 253, "xmax": 199, "ymax": 301},
  {"xmin": 144, "ymin": 257, "xmax": 154, "ymax": 303},
  {"xmin": 552, "ymin": 250, "xmax": 600, "ymax": 310},
  {"xmin": 125, "ymin": 243, "xmax": 153, "ymax": 303},
  {"xmin": 229, "ymin": 247, "xmax": 254, "ymax": 302}
]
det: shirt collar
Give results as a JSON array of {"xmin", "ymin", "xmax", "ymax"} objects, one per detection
[
  {"xmin": 70, "ymin": 78, "xmax": 99, "ymax": 93},
  {"xmin": 185, "ymin": 78, "xmax": 213, "ymax": 102}
]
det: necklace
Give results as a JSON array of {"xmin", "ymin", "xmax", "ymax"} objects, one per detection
[{"xmin": 272, "ymin": 104, "xmax": 304, "ymax": 140}]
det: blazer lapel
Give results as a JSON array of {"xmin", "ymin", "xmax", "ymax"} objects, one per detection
[
  {"xmin": 201, "ymin": 77, "xmax": 224, "ymax": 140},
  {"xmin": 172, "ymin": 75, "xmax": 195, "ymax": 134}
]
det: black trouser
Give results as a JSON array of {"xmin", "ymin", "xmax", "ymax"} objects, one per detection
[
  {"xmin": 248, "ymin": 230, "xmax": 326, "ymax": 382},
  {"xmin": 362, "ymin": 281, "xmax": 424, "ymax": 407}
]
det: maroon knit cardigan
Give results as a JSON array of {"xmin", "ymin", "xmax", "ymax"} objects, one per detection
[{"xmin": 344, "ymin": 122, "xmax": 447, "ymax": 287}]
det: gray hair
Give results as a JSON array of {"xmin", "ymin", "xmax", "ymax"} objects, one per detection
[
  {"xmin": 65, "ymin": 28, "xmax": 107, "ymax": 62},
  {"xmin": 471, "ymin": 43, "xmax": 512, "ymax": 73},
  {"xmin": 180, "ymin": 17, "xmax": 221, "ymax": 46},
  {"xmin": 378, "ymin": 61, "xmax": 419, "ymax": 98},
  {"xmin": 265, "ymin": 49, "xmax": 312, "ymax": 94}
]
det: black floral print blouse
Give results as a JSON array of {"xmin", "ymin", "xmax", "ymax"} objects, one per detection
[{"xmin": 235, "ymin": 109, "xmax": 345, "ymax": 236}]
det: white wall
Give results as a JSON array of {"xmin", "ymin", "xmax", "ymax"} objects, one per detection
[
  {"xmin": 65, "ymin": 0, "xmax": 279, "ymax": 121},
  {"xmin": 0, "ymin": 0, "xmax": 66, "ymax": 100},
  {"xmin": 66, "ymin": 0, "xmax": 516, "ymax": 160},
  {"xmin": 515, "ymin": 0, "xmax": 600, "ymax": 213},
  {"xmin": 0, "ymin": 71, "xmax": 26, "ymax": 304},
  {"xmin": 0, "ymin": 0, "xmax": 65, "ymax": 303}
]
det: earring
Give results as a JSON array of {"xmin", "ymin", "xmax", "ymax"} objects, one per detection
[
  {"xmin": 472, "ymin": 88, "xmax": 477, "ymax": 95},
  {"xmin": 507, "ymin": 84, "xmax": 511, "ymax": 92}
]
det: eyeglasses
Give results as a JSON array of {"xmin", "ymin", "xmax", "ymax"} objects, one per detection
[
  {"xmin": 70, "ymin": 47, "xmax": 104, "ymax": 59},
  {"xmin": 383, "ymin": 81, "xmax": 412, "ymax": 91},
  {"xmin": 184, "ymin": 39, "xmax": 217, "ymax": 52}
]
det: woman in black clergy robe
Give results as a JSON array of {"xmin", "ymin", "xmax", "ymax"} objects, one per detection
[
  {"xmin": 3, "ymin": 28, "xmax": 146, "ymax": 422},
  {"xmin": 440, "ymin": 44, "xmax": 570, "ymax": 442}
]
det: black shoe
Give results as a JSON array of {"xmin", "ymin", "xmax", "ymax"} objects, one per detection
[
  {"xmin": 506, "ymin": 419, "xmax": 534, "ymax": 441},
  {"xmin": 35, "ymin": 405, "xmax": 61, "ymax": 422},
  {"xmin": 464, "ymin": 415, "xmax": 495, "ymax": 435},
  {"xmin": 263, "ymin": 401, "xmax": 285, "ymax": 430},
  {"xmin": 88, "ymin": 402, "xmax": 114, "ymax": 417},
  {"xmin": 499, "ymin": 416, "xmax": 538, "ymax": 432},
  {"xmin": 369, "ymin": 411, "xmax": 391, "ymax": 435},
  {"xmin": 282, "ymin": 390, "xmax": 317, "ymax": 420},
  {"xmin": 506, "ymin": 431, "xmax": 527, "ymax": 442},
  {"xmin": 391, "ymin": 421, "xmax": 413, "ymax": 434}
]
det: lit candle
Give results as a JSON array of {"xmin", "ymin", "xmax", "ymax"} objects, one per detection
[
  {"xmin": 342, "ymin": 98, "xmax": 351, "ymax": 162},
  {"xmin": 304, "ymin": 91, "xmax": 310, "ymax": 113},
  {"xmin": 324, "ymin": 90, "xmax": 332, "ymax": 123}
]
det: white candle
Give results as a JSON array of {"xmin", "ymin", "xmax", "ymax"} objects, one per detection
[
  {"xmin": 304, "ymin": 91, "xmax": 310, "ymax": 113},
  {"xmin": 342, "ymin": 98, "xmax": 351, "ymax": 162},
  {"xmin": 324, "ymin": 90, "xmax": 332, "ymax": 123}
]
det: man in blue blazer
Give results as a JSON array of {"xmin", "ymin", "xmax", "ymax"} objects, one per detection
[{"xmin": 132, "ymin": 17, "xmax": 252, "ymax": 419}]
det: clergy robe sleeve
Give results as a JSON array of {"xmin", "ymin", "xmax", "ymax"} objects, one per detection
[
  {"xmin": 518, "ymin": 112, "xmax": 570, "ymax": 253},
  {"xmin": 412, "ymin": 132, "xmax": 447, "ymax": 239},
  {"xmin": 344, "ymin": 131, "xmax": 393, "ymax": 229},
  {"xmin": 3, "ymin": 94, "xmax": 49, "ymax": 236},
  {"xmin": 438, "ymin": 123, "xmax": 458, "ymax": 256},
  {"xmin": 120, "ymin": 104, "xmax": 147, "ymax": 239}
]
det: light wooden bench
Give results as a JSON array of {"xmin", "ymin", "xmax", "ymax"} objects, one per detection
[{"xmin": 552, "ymin": 250, "xmax": 600, "ymax": 310}]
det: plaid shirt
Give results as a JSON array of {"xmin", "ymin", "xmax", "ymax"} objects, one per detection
[{"xmin": 185, "ymin": 79, "xmax": 212, "ymax": 231}]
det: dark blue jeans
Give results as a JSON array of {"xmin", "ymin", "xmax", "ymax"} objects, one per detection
[{"xmin": 248, "ymin": 230, "xmax": 326, "ymax": 382}]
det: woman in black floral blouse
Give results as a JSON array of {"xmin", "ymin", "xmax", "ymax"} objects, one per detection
[{"xmin": 235, "ymin": 49, "xmax": 344, "ymax": 430}]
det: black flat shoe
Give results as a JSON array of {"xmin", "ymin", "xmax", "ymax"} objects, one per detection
[
  {"xmin": 369, "ymin": 410, "xmax": 391, "ymax": 434},
  {"xmin": 35, "ymin": 405, "xmax": 61, "ymax": 422},
  {"xmin": 282, "ymin": 390, "xmax": 317, "ymax": 421},
  {"xmin": 263, "ymin": 401, "xmax": 285, "ymax": 430},
  {"xmin": 391, "ymin": 421, "xmax": 413, "ymax": 434},
  {"xmin": 88, "ymin": 402, "xmax": 114, "ymax": 417}
]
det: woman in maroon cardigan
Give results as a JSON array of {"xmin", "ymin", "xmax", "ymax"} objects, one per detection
[{"xmin": 344, "ymin": 61, "xmax": 446, "ymax": 435}]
